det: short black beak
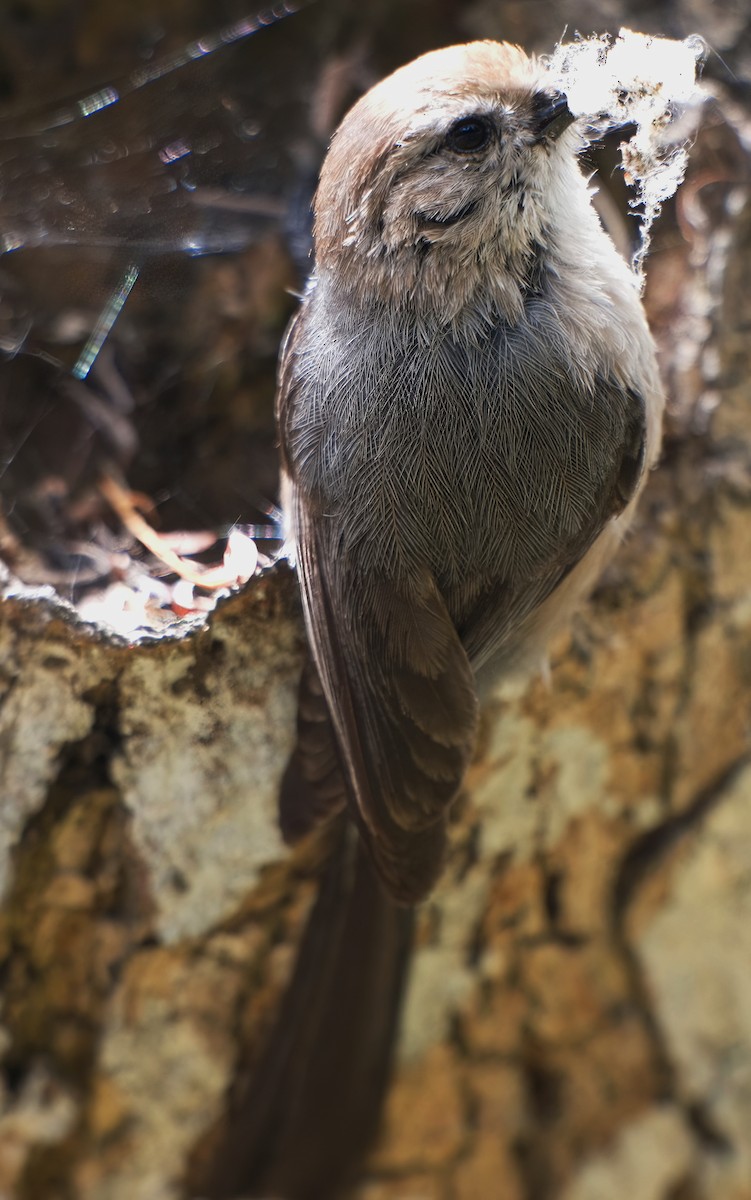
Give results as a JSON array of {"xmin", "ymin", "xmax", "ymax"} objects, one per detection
[{"xmin": 534, "ymin": 91, "xmax": 576, "ymax": 140}]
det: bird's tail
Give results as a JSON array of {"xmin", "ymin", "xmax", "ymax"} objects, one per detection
[{"xmin": 194, "ymin": 816, "xmax": 414, "ymax": 1200}]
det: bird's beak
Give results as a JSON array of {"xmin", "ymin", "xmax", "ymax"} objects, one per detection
[{"xmin": 534, "ymin": 92, "xmax": 576, "ymax": 140}]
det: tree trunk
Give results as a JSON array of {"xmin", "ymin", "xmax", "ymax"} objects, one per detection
[{"xmin": 1, "ymin": 3, "xmax": 750, "ymax": 1199}]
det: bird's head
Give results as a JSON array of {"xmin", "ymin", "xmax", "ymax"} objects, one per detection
[{"xmin": 313, "ymin": 41, "xmax": 582, "ymax": 322}]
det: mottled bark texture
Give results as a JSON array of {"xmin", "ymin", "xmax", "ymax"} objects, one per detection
[{"xmin": 1, "ymin": 2, "xmax": 751, "ymax": 1199}]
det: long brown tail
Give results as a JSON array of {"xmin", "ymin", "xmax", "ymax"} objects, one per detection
[{"xmin": 196, "ymin": 817, "xmax": 414, "ymax": 1200}]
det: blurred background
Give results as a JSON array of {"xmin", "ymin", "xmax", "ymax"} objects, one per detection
[{"xmin": 0, "ymin": 0, "xmax": 746, "ymax": 633}]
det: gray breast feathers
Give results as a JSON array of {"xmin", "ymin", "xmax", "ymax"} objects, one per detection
[{"xmin": 285, "ymin": 297, "xmax": 646, "ymax": 615}]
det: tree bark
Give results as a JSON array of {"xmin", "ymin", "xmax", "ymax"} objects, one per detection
[{"xmin": 1, "ymin": 3, "xmax": 751, "ymax": 1200}]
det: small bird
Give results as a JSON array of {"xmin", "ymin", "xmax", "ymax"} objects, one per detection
[
  {"xmin": 205, "ymin": 41, "xmax": 663, "ymax": 1200},
  {"xmin": 278, "ymin": 39, "xmax": 663, "ymax": 903}
]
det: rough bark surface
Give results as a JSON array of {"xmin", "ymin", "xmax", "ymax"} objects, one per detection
[{"xmin": 0, "ymin": 2, "xmax": 750, "ymax": 1200}]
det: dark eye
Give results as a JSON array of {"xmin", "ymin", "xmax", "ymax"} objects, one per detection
[{"xmin": 444, "ymin": 115, "xmax": 492, "ymax": 154}]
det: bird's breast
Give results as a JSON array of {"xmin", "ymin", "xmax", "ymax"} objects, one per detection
[{"xmin": 288, "ymin": 300, "xmax": 638, "ymax": 593}]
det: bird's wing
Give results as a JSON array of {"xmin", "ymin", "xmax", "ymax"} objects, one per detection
[{"xmin": 287, "ymin": 484, "xmax": 478, "ymax": 904}]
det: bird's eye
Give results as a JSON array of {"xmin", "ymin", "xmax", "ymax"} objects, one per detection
[{"xmin": 444, "ymin": 115, "xmax": 492, "ymax": 154}]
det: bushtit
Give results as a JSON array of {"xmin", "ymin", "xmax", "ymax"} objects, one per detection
[
  {"xmin": 278, "ymin": 40, "xmax": 663, "ymax": 903},
  {"xmin": 204, "ymin": 42, "xmax": 663, "ymax": 1200}
]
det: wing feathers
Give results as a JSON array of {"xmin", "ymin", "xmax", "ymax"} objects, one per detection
[
  {"xmin": 279, "ymin": 656, "xmax": 347, "ymax": 844},
  {"xmin": 291, "ymin": 494, "xmax": 477, "ymax": 901}
]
